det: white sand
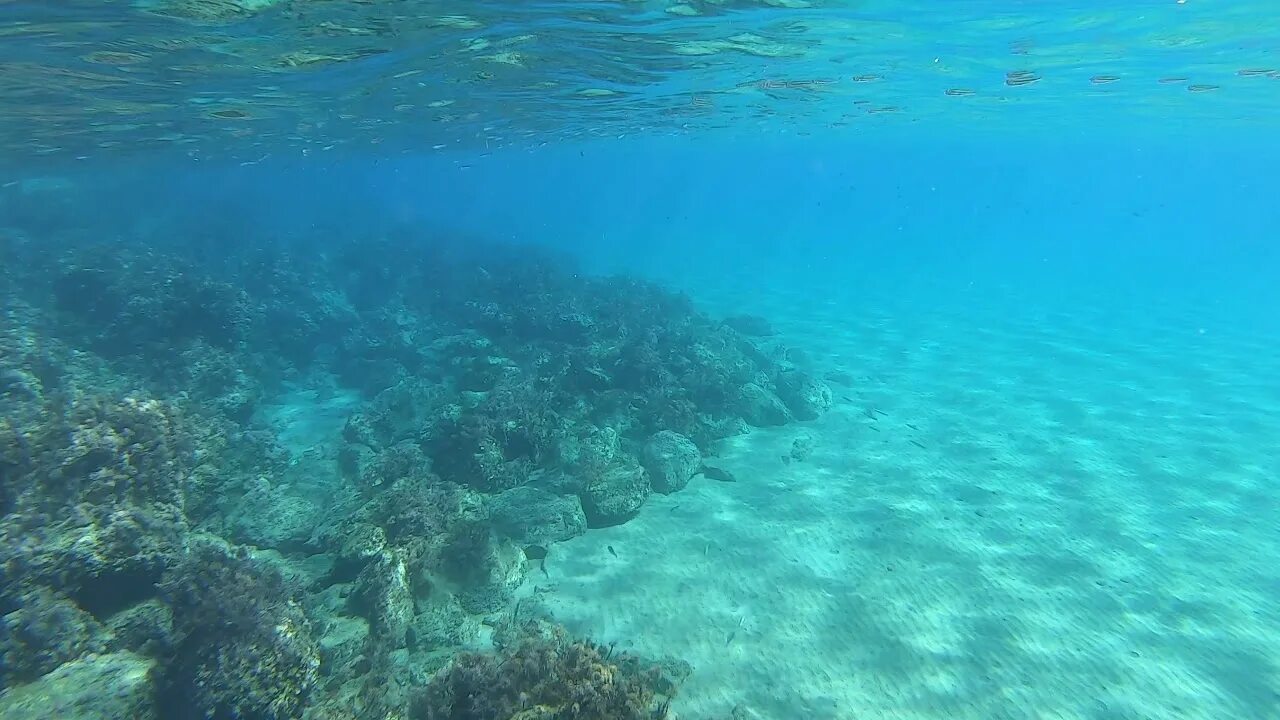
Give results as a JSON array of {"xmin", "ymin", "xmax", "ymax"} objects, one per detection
[{"xmin": 521, "ymin": 281, "xmax": 1280, "ymax": 719}]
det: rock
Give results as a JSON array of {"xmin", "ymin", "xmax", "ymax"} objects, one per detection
[
  {"xmin": 0, "ymin": 589, "xmax": 109, "ymax": 684},
  {"xmin": 329, "ymin": 525, "xmax": 388, "ymax": 579},
  {"xmin": 0, "ymin": 651, "xmax": 157, "ymax": 720},
  {"xmin": 227, "ymin": 476, "xmax": 321, "ymax": 551},
  {"xmin": 351, "ymin": 550, "xmax": 414, "ymax": 649},
  {"xmin": 580, "ymin": 462, "xmax": 651, "ymax": 527},
  {"xmin": 316, "ymin": 614, "xmax": 370, "ymax": 681},
  {"xmin": 735, "ymin": 383, "xmax": 792, "ymax": 427},
  {"xmin": 442, "ymin": 525, "xmax": 526, "ymax": 615},
  {"xmin": 789, "ymin": 435, "xmax": 814, "ymax": 462},
  {"xmin": 337, "ymin": 442, "xmax": 377, "ymax": 483},
  {"xmin": 774, "ymin": 370, "xmax": 832, "ymax": 421},
  {"xmin": 487, "ymin": 486, "xmax": 587, "ymax": 546},
  {"xmin": 722, "ymin": 314, "xmax": 775, "ymax": 337},
  {"xmin": 409, "ymin": 594, "xmax": 480, "ymax": 651},
  {"xmin": 105, "ymin": 599, "xmax": 173, "ymax": 656},
  {"xmin": 641, "ymin": 431, "xmax": 701, "ymax": 494}
]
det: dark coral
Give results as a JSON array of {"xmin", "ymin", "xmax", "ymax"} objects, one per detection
[
  {"xmin": 0, "ymin": 393, "xmax": 191, "ymax": 620},
  {"xmin": 411, "ymin": 625, "xmax": 671, "ymax": 720},
  {"xmin": 158, "ymin": 540, "xmax": 321, "ymax": 720}
]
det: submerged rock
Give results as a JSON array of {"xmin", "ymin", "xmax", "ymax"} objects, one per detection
[
  {"xmin": 580, "ymin": 462, "xmax": 651, "ymax": 527},
  {"xmin": 0, "ymin": 588, "xmax": 109, "ymax": 684},
  {"xmin": 226, "ymin": 476, "xmax": 321, "ymax": 552},
  {"xmin": 487, "ymin": 486, "xmax": 587, "ymax": 546},
  {"xmin": 735, "ymin": 382, "xmax": 792, "ymax": 427},
  {"xmin": 442, "ymin": 523, "xmax": 527, "ymax": 615},
  {"xmin": 642, "ymin": 430, "xmax": 701, "ymax": 494},
  {"xmin": 775, "ymin": 370, "xmax": 832, "ymax": 421},
  {"xmin": 351, "ymin": 550, "xmax": 414, "ymax": 650},
  {"xmin": 0, "ymin": 651, "xmax": 156, "ymax": 720}
]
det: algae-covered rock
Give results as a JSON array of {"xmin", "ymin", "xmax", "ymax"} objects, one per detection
[
  {"xmin": 580, "ymin": 462, "xmax": 651, "ymax": 527},
  {"xmin": 0, "ymin": 651, "xmax": 156, "ymax": 720},
  {"xmin": 158, "ymin": 540, "xmax": 321, "ymax": 720},
  {"xmin": 735, "ymin": 382, "xmax": 792, "ymax": 427},
  {"xmin": 351, "ymin": 550, "xmax": 414, "ymax": 649},
  {"xmin": 409, "ymin": 593, "xmax": 480, "ymax": 651},
  {"xmin": 442, "ymin": 523, "xmax": 527, "ymax": 615},
  {"xmin": 227, "ymin": 476, "xmax": 321, "ymax": 551},
  {"xmin": 0, "ymin": 588, "xmax": 109, "ymax": 684},
  {"xmin": 774, "ymin": 370, "xmax": 832, "ymax": 421},
  {"xmin": 642, "ymin": 430, "xmax": 701, "ymax": 494},
  {"xmin": 487, "ymin": 485, "xmax": 587, "ymax": 546}
]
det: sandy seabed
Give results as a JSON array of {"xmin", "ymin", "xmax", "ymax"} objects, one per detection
[{"xmin": 523, "ymin": 279, "xmax": 1280, "ymax": 720}]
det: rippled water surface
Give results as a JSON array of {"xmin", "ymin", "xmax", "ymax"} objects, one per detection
[{"xmin": 3, "ymin": 0, "xmax": 1279, "ymax": 160}]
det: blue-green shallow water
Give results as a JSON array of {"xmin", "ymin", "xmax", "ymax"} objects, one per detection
[{"xmin": 2, "ymin": 1, "xmax": 1280, "ymax": 719}]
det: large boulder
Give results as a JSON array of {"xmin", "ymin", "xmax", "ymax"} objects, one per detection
[
  {"xmin": 487, "ymin": 486, "xmax": 587, "ymax": 546},
  {"xmin": 775, "ymin": 370, "xmax": 832, "ymax": 421},
  {"xmin": 735, "ymin": 383, "xmax": 792, "ymax": 427},
  {"xmin": 580, "ymin": 462, "xmax": 651, "ymax": 528},
  {"xmin": 0, "ymin": 651, "xmax": 157, "ymax": 720},
  {"xmin": 641, "ymin": 431, "xmax": 701, "ymax": 494}
]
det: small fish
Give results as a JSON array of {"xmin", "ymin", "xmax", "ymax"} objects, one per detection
[
  {"xmin": 607, "ymin": 545, "xmax": 617, "ymax": 558},
  {"xmin": 1237, "ymin": 68, "xmax": 1273, "ymax": 77},
  {"xmin": 725, "ymin": 631, "xmax": 736, "ymax": 646},
  {"xmin": 1158, "ymin": 76, "xmax": 1188, "ymax": 84},
  {"xmin": 909, "ymin": 440, "xmax": 927, "ymax": 449},
  {"xmin": 868, "ymin": 425, "xmax": 880, "ymax": 432},
  {"xmin": 1188, "ymin": 84, "xmax": 1220, "ymax": 92},
  {"xmin": 944, "ymin": 88, "xmax": 975, "ymax": 97},
  {"xmin": 851, "ymin": 74, "xmax": 881, "ymax": 83},
  {"xmin": 905, "ymin": 423, "xmax": 920, "ymax": 431},
  {"xmin": 1090, "ymin": 75, "xmax": 1120, "ymax": 84},
  {"xmin": 1005, "ymin": 70, "xmax": 1040, "ymax": 87}
]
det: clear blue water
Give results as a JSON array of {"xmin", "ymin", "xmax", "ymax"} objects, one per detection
[{"xmin": 3, "ymin": 1, "xmax": 1280, "ymax": 718}]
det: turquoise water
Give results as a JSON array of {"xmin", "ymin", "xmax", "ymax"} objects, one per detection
[{"xmin": 2, "ymin": 1, "xmax": 1279, "ymax": 719}]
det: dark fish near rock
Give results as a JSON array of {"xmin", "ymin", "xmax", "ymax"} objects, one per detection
[{"xmin": 700, "ymin": 465, "xmax": 737, "ymax": 483}]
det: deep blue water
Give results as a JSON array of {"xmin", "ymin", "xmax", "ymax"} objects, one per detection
[{"xmin": 26, "ymin": 131, "xmax": 1280, "ymax": 331}]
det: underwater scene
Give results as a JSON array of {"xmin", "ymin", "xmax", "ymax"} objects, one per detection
[{"xmin": 2, "ymin": 0, "xmax": 1280, "ymax": 719}]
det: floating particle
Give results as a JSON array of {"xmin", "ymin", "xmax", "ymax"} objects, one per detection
[
  {"xmin": 1188, "ymin": 84, "xmax": 1220, "ymax": 92},
  {"xmin": 1090, "ymin": 75, "xmax": 1120, "ymax": 84},
  {"xmin": 1005, "ymin": 70, "xmax": 1040, "ymax": 86},
  {"xmin": 944, "ymin": 88, "xmax": 975, "ymax": 96}
]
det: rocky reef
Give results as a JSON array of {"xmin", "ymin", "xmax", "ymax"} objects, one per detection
[{"xmin": 0, "ymin": 225, "xmax": 830, "ymax": 719}]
